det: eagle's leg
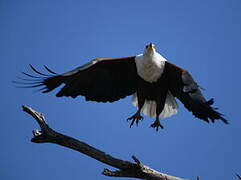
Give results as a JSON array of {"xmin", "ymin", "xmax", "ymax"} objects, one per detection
[
  {"xmin": 150, "ymin": 116, "xmax": 164, "ymax": 131},
  {"xmin": 150, "ymin": 93, "xmax": 167, "ymax": 131},
  {"xmin": 127, "ymin": 109, "xmax": 143, "ymax": 127},
  {"xmin": 127, "ymin": 93, "xmax": 145, "ymax": 128}
]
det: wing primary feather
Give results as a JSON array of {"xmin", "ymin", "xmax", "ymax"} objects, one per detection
[
  {"xmin": 206, "ymin": 98, "xmax": 214, "ymax": 105},
  {"xmin": 34, "ymin": 87, "xmax": 48, "ymax": 93},
  {"xmin": 14, "ymin": 84, "xmax": 44, "ymax": 88},
  {"xmin": 12, "ymin": 80, "xmax": 42, "ymax": 85},
  {"xmin": 21, "ymin": 72, "xmax": 42, "ymax": 78},
  {"xmin": 29, "ymin": 64, "xmax": 51, "ymax": 77},
  {"xmin": 17, "ymin": 76, "xmax": 41, "ymax": 81},
  {"xmin": 44, "ymin": 65, "xmax": 58, "ymax": 75}
]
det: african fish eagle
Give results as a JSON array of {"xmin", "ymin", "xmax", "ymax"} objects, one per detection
[{"xmin": 19, "ymin": 43, "xmax": 228, "ymax": 130}]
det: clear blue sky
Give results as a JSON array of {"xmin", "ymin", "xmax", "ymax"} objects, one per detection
[{"xmin": 1, "ymin": 0, "xmax": 240, "ymax": 179}]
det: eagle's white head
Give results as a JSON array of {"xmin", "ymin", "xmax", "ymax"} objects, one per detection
[{"xmin": 144, "ymin": 43, "xmax": 156, "ymax": 56}]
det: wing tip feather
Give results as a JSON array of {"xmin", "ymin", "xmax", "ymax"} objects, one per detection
[{"xmin": 17, "ymin": 65, "xmax": 62, "ymax": 93}]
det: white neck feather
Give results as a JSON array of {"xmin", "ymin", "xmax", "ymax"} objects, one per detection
[{"xmin": 135, "ymin": 51, "xmax": 166, "ymax": 83}]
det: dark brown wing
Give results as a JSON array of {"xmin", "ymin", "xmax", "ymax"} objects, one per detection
[
  {"xmin": 164, "ymin": 61, "xmax": 228, "ymax": 124},
  {"xmin": 21, "ymin": 56, "xmax": 138, "ymax": 102}
]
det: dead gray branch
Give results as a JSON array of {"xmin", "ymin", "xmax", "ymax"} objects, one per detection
[{"xmin": 22, "ymin": 105, "xmax": 187, "ymax": 180}]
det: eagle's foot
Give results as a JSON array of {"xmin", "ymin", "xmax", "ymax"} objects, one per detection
[
  {"xmin": 150, "ymin": 119, "xmax": 164, "ymax": 131},
  {"xmin": 127, "ymin": 112, "xmax": 143, "ymax": 128}
]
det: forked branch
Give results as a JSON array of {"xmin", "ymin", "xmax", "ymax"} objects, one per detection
[{"xmin": 22, "ymin": 105, "xmax": 186, "ymax": 180}]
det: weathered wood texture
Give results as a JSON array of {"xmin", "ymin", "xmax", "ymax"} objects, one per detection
[{"xmin": 22, "ymin": 105, "xmax": 186, "ymax": 180}]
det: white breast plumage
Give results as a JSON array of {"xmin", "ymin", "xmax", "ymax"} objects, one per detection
[
  {"xmin": 134, "ymin": 52, "xmax": 166, "ymax": 83},
  {"xmin": 133, "ymin": 51, "xmax": 178, "ymax": 119}
]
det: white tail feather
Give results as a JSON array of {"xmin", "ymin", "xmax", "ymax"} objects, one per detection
[{"xmin": 132, "ymin": 91, "xmax": 178, "ymax": 119}]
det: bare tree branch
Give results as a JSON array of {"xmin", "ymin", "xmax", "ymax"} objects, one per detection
[
  {"xmin": 236, "ymin": 174, "xmax": 241, "ymax": 179},
  {"xmin": 22, "ymin": 105, "xmax": 187, "ymax": 180}
]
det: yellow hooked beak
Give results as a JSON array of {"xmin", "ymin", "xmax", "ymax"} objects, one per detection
[{"xmin": 146, "ymin": 43, "xmax": 156, "ymax": 51}]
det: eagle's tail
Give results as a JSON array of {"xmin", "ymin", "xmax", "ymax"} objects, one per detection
[{"xmin": 132, "ymin": 91, "xmax": 178, "ymax": 119}]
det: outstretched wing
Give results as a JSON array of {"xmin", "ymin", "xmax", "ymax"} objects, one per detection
[
  {"xmin": 20, "ymin": 56, "xmax": 138, "ymax": 102},
  {"xmin": 164, "ymin": 61, "xmax": 228, "ymax": 124}
]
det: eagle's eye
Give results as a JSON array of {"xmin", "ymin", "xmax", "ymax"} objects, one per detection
[{"xmin": 145, "ymin": 45, "xmax": 148, "ymax": 49}]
